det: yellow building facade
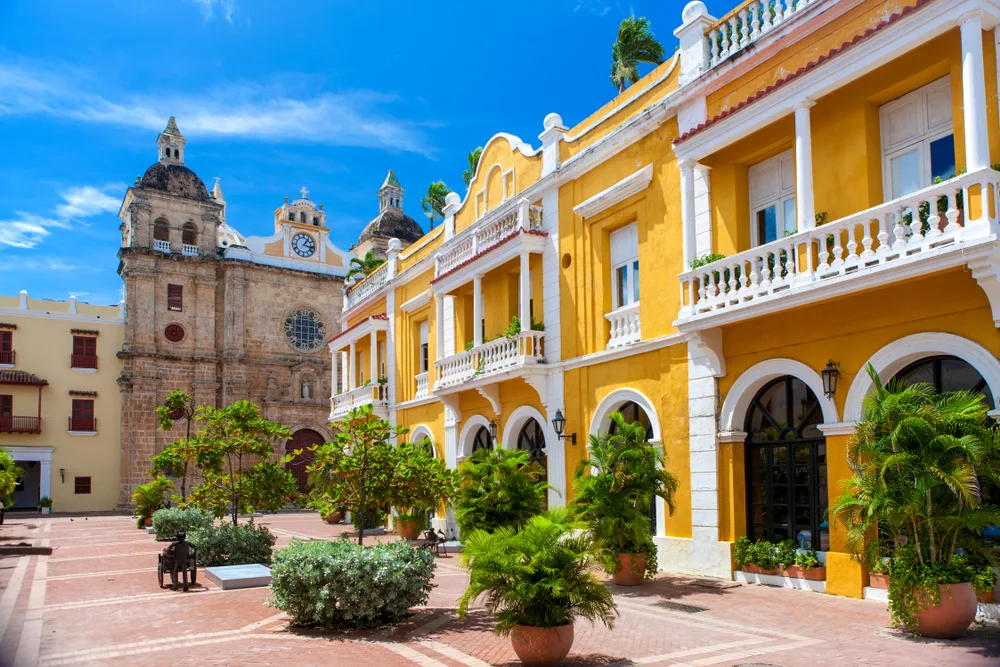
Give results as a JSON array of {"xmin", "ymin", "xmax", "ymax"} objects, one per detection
[
  {"xmin": 0, "ymin": 291, "xmax": 124, "ymax": 512},
  {"xmin": 330, "ymin": 0, "xmax": 1000, "ymax": 599}
]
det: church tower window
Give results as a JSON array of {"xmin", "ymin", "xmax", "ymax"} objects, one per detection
[
  {"xmin": 153, "ymin": 218, "xmax": 170, "ymax": 241},
  {"xmin": 182, "ymin": 222, "xmax": 197, "ymax": 246}
]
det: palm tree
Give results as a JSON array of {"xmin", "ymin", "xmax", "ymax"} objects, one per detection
[
  {"xmin": 421, "ymin": 181, "xmax": 449, "ymax": 228},
  {"xmin": 610, "ymin": 16, "xmax": 665, "ymax": 93},
  {"xmin": 346, "ymin": 250, "xmax": 384, "ymax": 281},
  {"xmin": 462, "ymin": 146, "xmax": 483, "ymax": 187},
  {"xmin": 454, "ymin": 447, "xmax": 548, "ymax": 535}
]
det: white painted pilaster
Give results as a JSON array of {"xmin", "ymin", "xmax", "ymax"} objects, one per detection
[
  {"xmin": 961, "ymin": 11, "xmax": 990, "ymax": 172},
  {"xmin": 348, "ymin": 341, "xmax": 356, "ymax": 390},
  {"xmin": 443, "ymin": 295, "xmax": 456, "ymax": 357},
  {"xmin": 679, "ymin": 160, "xmax": 697, "ymax": 266},
  {"xmin": 519, "ymin": 252, "xmax": 531, "ymax": 330},
  {"xmin": 39, "ymin": 460, "xmax": 51, "ymax": 500},
  {"xmin": 386, "ymin": 290, "xmax": 396, "ymax": 405},
  {"xmin": 794, "ymin": 99, "xmax": 816, "ymax": 231},
  {"xmin": 673, "ymin": 3, "xmax": 716, "ymax": 85},
  {"xmin": 473, "ymin": 275, "xmax": 484, "ymax": 347},
  {"xmin": 693, "ymin": 164, "xmax": 714, "ymax": 258},
  {"xmin": 369, "ymin": 329, "xmax": 377, "ymax": 383},
  {"xmin": 538, "ymin": 113, "xmax": 567, "ymax": 177},
  {"xmin": 540, "ymin": 189, "xmax": 561, "ymax": 363}
]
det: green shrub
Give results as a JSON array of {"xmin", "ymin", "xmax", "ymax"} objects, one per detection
[
  {"xmin": 795, "ymin": 549, "xmax": 823, "ymax": 570},
  {"xmin": 132, "ymin": 477, "xmax": 173, "ymax": 520},
  {"xmin": 774, "ymin": 540, "xmax": 797, "ymax": 569},
  {"xmin": 733, "ymin": 536, "xmax": 752, "ymax": 567},
  {"xmin": 268, "ymin": 539, "xmax": 435, "ymax": 628},
  {"xmin": 351, "ymin": 506, "xmax": 387, "ymax": 532},
  {"xmin": 455, "ymin": 447, "xmax": 548, "ymax": 535},
  {"xmin": 748, "ymin": 540, "xmax": 778, "ymax": 570},
  {"xmin": 190, "ymin": 522, "xmax": 276, "ymax": 566},
  {"xmin": 152, "ymin": 507, "xmax": 214, "ymax": 541}
]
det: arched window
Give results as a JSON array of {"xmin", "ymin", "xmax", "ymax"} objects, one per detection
[
  {"xmin": 745, "ymin": 376, "xmax": 828, "ymax": 551},
  {"xmin": 300, "ymin": 211, "xmax": 306, "ymax": 223},
  {"xmin": 174, "ymin": 149, "xmax": 179, "ymax": 159},
  {"xmin": 472, "ymin": 426, "xmax": 492, "ymax": 453},
  {"xmin": 288, "ymin": 211, "xmax": 294, "ymax": 221},
  {"xmin": 607, "ymin": 400, "xmax": 656, "ymax": 531},
  {"xmin": 153, "ymin": 218, "xmax": 170, "ymax": 241},
  {"xmin": 181, "ymin": 222, "xmax": 197, "ymax": 246},
  {"xmin": 516, "ymin": 418, "xmax": 547, "ymax": 508}
]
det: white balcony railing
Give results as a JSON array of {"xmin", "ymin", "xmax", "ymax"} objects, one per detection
[
  {"xmin": 435, "ymin": 200, "xmax": 543, "ymax": 278},
  {"xmin": 181, "ymin": 244, "xmax": 198, "ymax": 256},
  {"xmin": 704, "ymin": 0, "xmax": 818, "ymax": 71},
  {"xmin": 152, "ymin": 240, "xmax": 171, "ymax": 253},
  {"xmin": 330, "ymin": 384, "xmax": 389, "ymax": 421},
  {"xmin": 415, "ymin": 372, "xmax": 429, "ymax": 399},
  {"xmin": 679, "ymin": 168, "xmax": 1000, "ymax": 322},
  {"xmin": 346, "ymin": 262, "xmax": 390, "ymax": 308},
  {"xmin": 606, "ymin": 302, "xmax": 641, "ymax": 349},
  {"xmin": 435, "ymin": 331, "xmax": 545, "ymax": 389}
]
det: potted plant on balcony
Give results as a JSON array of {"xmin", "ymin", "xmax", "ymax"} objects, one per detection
[
  {"xmin": 830, "ymin": 364, "xmax": 1000, "ymax": 638},
  {"xmin": 457, "ymin": 509, "xmax": 617, "ymax": 667},
  {"xmin": 390, "ymin": 438, "xmax": 457, "ymax": 540},
  {"xmin": 38, "ymin": 496, "xmax": 52, "ymax": 515},
  {"xmin": 132, "ymin": 477, "xmax": 173, "ymax": 528},
  {"xmin": 572, "ymin": 412, "xmax": 678, "ymax": 586}
]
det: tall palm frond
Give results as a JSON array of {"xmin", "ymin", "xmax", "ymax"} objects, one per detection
[
  {"xmin": 610, "ymin": 16, "xmax": 665, "ymax": 93},
  {"xmin": 346, "ymin": 250, "xmax": 384, "ymax": 281},
  {"xmin": 462, "ymin": 147, "xmax": 483, "ymax": 187},
  {"xmin": 421, "ymin": 181, "xmax": 449, "ymax": 228}
]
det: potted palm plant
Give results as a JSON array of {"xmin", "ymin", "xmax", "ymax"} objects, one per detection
[
  {"xmin": 572, "ymin": 412, "xmax": 678, "ymax": 585},
  {"xmin": 831, "ymin": 365, "xmax": 1000, "ymax": 638},
  {"xmin": 390, "ymin": 438, "xmax": 457, "ymax": 540},
  {"xmin": 457, "ymin": 509, "xmax": 617, "ymax": 667},
  {"xmin": 132, "ymin": 477, "xmax": 173, "ymax": 528}
]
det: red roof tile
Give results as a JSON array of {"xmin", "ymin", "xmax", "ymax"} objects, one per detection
[
  {"xmin": 327, "ymin": 313, "xmax": 389, "ymax": 345},
  {"xmin": 0, "ymin": 370, "xmax": 49, "ymax": 387}
]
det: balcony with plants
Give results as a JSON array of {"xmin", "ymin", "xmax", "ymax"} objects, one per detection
[{"xmin": 328, "ymin": 314, "xmax": 391, "ymax": 421}]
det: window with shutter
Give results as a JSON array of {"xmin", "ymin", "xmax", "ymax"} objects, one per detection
[
  {"xmin": 167, "ymin": 284, "xmax": 183, "ymax": 312},
  {"xmin": 749, "ymin": 149, "xmax": 796, "ymax": 246},
  {"xmin": 0, "ymin": 331, "xmax": 11, "ymax": 365},
  {"xmin": 71, "ymin": 336, "xmax": 98, "ymax": 369},
  {"xmin": 74, "ymin": 477, "xmax": 92, "ymax": 494},
  {"xmin": 610, "ymin": 224, "xmax": 639, "ymax": 310}
]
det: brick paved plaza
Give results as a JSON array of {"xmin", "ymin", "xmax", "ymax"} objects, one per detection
[{"xmin": 0, "ymin": 513, "xmax": 996, "ymax": 667}]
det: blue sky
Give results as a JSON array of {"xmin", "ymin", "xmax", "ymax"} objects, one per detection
[{"xmin": 0, "ymin": 0, "xmax": 689, "ymax": 305}]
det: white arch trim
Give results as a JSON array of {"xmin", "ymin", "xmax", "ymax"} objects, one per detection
[
  {"xmin": 408, "ymin": 424, "xmax": 434, "ymax": 450},
  {"xmin": 719, "ymin": 358, "xmax": 839, "ymax": 432},
  {"xmin": 843, "ymin": 332, "xmax": 1000, "ymax": 423},
  {"xmin": 458, "ymin": 414, "xmax": 492, "ymax": 460},
  {"xmin": 588, "ymin": 388, "xmax": 662, "ymax": 444},
  {"xmin": 501, "ymin": 405, "xmax": 551, "ymax": 452}
]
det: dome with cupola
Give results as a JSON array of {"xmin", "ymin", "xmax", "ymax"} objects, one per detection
[
  {"xmin": 139, "ymin": 117, "xmax": 210, "ymax": 201},
  {"xmin": 357, "ymin": 170, "xmax": 424, "ymax": 246}
]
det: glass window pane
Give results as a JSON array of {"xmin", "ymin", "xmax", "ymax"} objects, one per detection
[
  {"xmin": 632, "ymin": 260, "xmax": 640, "ymax": 303},
  {"xmin": 615, "ymin": 265, "xmax": 628, "ymax": 307},
  {"xmin": 756, "ymin": 205, "xmax": 778, "ymax": 244},
  {"xmin": 890, "ymin": 149, "xmax": 921, "ymax": 199},
  {"xmin": 929, "ymin": 135, "xmax": 956, "ymax": 183},
  {"xmin": 782, "ymin": 198, "xmax": 796, "ymax": 236}
]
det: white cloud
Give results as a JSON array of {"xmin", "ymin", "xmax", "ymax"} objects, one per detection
[
  {"xmin": 0, "ymin": 215, "xmax": 52, "ymax": 249},
  {"xmin": 0, "ymin": 183, "xmax": 122, "ymax": 250},
  {"xmin": 0, "ymin": 257, "xmax": 81, "ymax": 271},
  {"xmin": 54, "ymin": 186, "xmax": 120, "ymax": 220},
  {"xmin": 191, "ymin": 0, "xmax": 237, "ymax": 22},
  {"xmin": 0, "ymin": 61, "xmax": 435, "ymax": 156}
]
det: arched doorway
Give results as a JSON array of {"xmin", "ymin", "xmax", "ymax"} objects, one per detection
[
  {"xmin": 516, "ymin": 418, "xmax": 547, "ymax": 508},
  {"xmin": 471, "ymin": 425, "xmax": 492, "ymax": 453},
  {"xmin": 607, "ymin": 400, "xmax": 657, "ymax": 532},
  {"xmin": 744, "ymin": 376, "xmax": 829, "ymax": 551},
  {"xmin": 285, "ymin": 429, "xmax": 324, "ymax": 494}
]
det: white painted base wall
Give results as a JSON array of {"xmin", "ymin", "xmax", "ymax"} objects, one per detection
[
  {"xmin": 655, "ymin": 535, "xmax": 734, "ymax": 580},
  {"xmin": 735, "ymin": 570, "xmax": 827, "ymax": 593}
]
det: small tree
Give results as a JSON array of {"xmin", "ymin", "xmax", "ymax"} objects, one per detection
[
  {"xmin": 454, "ymin": 447, "xmax": 548, "ymax": 535},
  {"xmin": 462, "ymin": 146, "xmax": 483, "ymax": 187},
  {"xmin": 152, "ymin": 390, "xmax": 200, "ymax": 503},
  {"xmin": 391, "ymin": 438, "xmax": 458, "ymax": 530},
  {"xmin": 0, "ymin": 446, "xmax": 23, "ymax": 504},
  {"xmin": 186, "ymin": 400, "xmax": 298, "ymax": 525},
  {"xmin": 308, "ymin": 404, "xmax": 406, "ymax": 545},
  {"xmin": 421, "ymin": 181, "xmax": 449, "ymax": 229}
]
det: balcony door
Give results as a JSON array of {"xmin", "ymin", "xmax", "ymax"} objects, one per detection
[{"xmin": 749, "ymin": 150, "xmax": 796, "ymax": 246}]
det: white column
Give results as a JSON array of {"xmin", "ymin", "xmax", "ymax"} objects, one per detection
[
  {"xmin": 39, "ymin": 460, "xmax": 51, "ymax": 500},
  {"xmin": 340, "ymin": 351, "xmax": 348, "ymax": 393},
  {"xmin": 693, "ymin": 164, "xmax": 714, "ymax": 258},
  {"xmin": 679, "ymin": 159, "xmax": 696, "ymax": 266},
  {"xmin": 519, "ymin": 252, "xmax": 531, "ymax": 331},
  {"xmin": 369, "ymin": 329, "xmax": 378, "ymax": 383},
  {"xmin": 794, "ymin": 99, "xmax": 816, "ymax": 231},
  {"xmin": 473, "ymin": 275, "xmax": 484, "ymax": 347},
  {"xmin": 348, "ymin": 341, "xmax": 356, "ymax": 390},
  {"xmin": 331, "ymin": 347, "xmax": 340, "ymax": 395},
  {"xmin": 435, "ymin": 292, "xmax": 445, "ymax": 373},
  {"xmin": 961, "ymin": 12, "xmax": 990, "ymax": 172}
]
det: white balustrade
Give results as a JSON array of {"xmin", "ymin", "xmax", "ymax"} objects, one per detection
[
  {"xmin": 435, "ymin": 201, "xmax": 544, "ymax": 278},
  {"xmin": 704, "ymin": 0, "xmax": 816, "ymax": 70},
  {"xmin": 330, "ymin": 383, "xmax": 389, "ymax": 420},
  {"xmin": 346, "ymin": 262, "xmax": 390, "ymax": 307},
  {"xmin": 181, "ymin": 244, "xmax": 198, "ymax": 256},
  {"xmin": 679, "ymin": 168, "xmax": 999, "ymax": 322},
  {"xmin": 605, "ymin": 302, "xmax": 641, "ymax": 349},
  {"xmin": 434, "ymin": 330, "xmax": 545, "ymax": 388},
  {"xmin": 414, "ymin": 372, "xmax": 429, "ymax": 399},
  {"xmin": 152, "ymin": 239, "xmax": 171, "ymax": 253}
]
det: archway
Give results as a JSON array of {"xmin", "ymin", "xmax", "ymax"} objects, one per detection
[
  {"xmin": 607, "ymin": 400, "xmax": 657, "ymax": 533},
  {"xmin": 720, "ymin": 358, "xmax": 838, "ymax": 434},
  {"xmin": 459, "ymin": 414, "xmax": 493, "ymax": 460},
  {"xmin": 515, "ymin": 417, "xmax": 548, "ymax": 509},
  {"xmin": 285, "ymin": 429, "xmax": 324, "ymax": 494},
  {"xmin": 589, "ymin": 388, "xmax": 662, "ymax": 443},
  {"xmin": 744, "ymin": 376, "xmax": 829, "ymax": 551}
]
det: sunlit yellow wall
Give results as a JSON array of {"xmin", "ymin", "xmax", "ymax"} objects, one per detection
[
  {"xmin": 398, "ymin": 227, "xmax": 443, "ymax": 274},
  {"xmin": 344, "ymin": 298, "xmax": 386, "ymax": 329},
  {"xmin": 457, "ymin": 379, "xmax": 546, "ymax": 448},
  {"xmin": 393, "ymin": 268, "xmax": 434, "ymax": 402},
  {"xmin": 564, "ymin": 344, "xmax": 692, "ymax": 536},
  {"xmin": 0, "ymin": 296, "xmax": 123, "ymax": 512},
  {"xmin": 396, "ymin": 402, "xmax": 445, "ymax": 460},
  {"xmin": 454, "ymin": 136, "xmax": 543, "ymax": 234},
  {"xmin": 716, "ymin": 269, "xmax": 998, "ymax": 596}
]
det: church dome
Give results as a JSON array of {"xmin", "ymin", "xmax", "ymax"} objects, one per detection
[
  {"xmin": 140, "ymin": 162, "xmax": 211, "ymax": 201},
  {"xmin": 358, "ymin": 207, "xmax": 424, "ymax": 245}
]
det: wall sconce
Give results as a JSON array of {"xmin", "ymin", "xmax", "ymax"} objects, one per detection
[
  {"xmin": 551, "ymin": 409, "xmax": 577, "ymax": 446},
  {"xmin": 59, "ymin": 468, "xmax": 65, "ymax": 483},
  {"xmin": 822, "ymin": 360, "xmax": 841, "ymax": 398},
  {"xmin": 488, "ymin": 418, "xmax": 498, "ymax": 446}
]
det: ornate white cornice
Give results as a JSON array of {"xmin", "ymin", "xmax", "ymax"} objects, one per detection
[{"xmin": 573, "ymin": 164, "xmax": 654, "ymax": 220}]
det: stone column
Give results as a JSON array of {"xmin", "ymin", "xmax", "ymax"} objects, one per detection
[
  {"xmin": 473, "ymin": 276, "xmax": 484, "ymax": 347},
  {"xmin": 519, "ymin": 252, "xmax": 531, "ymax": 331},
  {"xmin": 679, "ymin": 160, "xmax": 697, "ymax": 266},
  {"xmin": 961, "ymin": 11, "xmax": 990, "ymax": 172},
  {"xmin": 348, "ymin": 341, "xmax": 356, "ymax": 390},
  {"xmin": 369, "ymin": 329, "xmax": 378, "ymax": 384},
  {"xmin": 794, "ymin": 99, "xmax": 816, "ymax": 232}
]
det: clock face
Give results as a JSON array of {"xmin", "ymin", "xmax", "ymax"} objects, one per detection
[{"xmin": 291, "ymin": 233, "xmax": 316, "ymax": 258}]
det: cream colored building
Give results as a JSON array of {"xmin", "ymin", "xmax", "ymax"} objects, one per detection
[{"xmin": 0, "ymin": 291, "xmax": 124, "ymax": 512}]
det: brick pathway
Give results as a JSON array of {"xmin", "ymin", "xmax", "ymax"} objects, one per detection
[{"xmin": 1, "ymin": 513, "xmax": 997, "ymax": 666}]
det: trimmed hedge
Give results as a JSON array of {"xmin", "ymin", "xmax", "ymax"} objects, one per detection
[
  {"xmin": 189, "ymin": 522, "xmax": 276, "ymax": 566},
  {"xmin": 151, "ymin": 508, "xmax": 214, "ymax": 541},
  {"xmin": 268, "ymin": 539, "xmax": 434, "ymax": 628}
]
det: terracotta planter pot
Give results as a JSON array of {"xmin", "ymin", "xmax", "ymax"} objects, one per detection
[
  {"xmin": 914, "ymin": 582, "xmax": 977, "ymax": 639},
  {"xmin": 143, "ymin": 517, "xmax": 153, "ymax": 527},
  {"xmin": 976, "ymin": 589, "xmax": 995, "ymax": 604},
  {"xmin": 870, "ymin": 573, "xmax": 889, "ymax": 589},
  {"xmin": 611, "ymin": 553, "xmax": 646, "ymax": 586},
  {"xmin": 323, "ymin": 512, "xmax": 343, "ymax": 525},
  {"xmin": 781, "ymin": 565, "xmax": 826, "ymax": 581},
  {"xmin": 509, "ymin": 624, "xmax": 574, "ymax": 667},
  {"xmin": 742, "ymin": 564, "xmax": 779, "ymax": 576},
  {"xmin": 395, "ymin": 518, "xmax": 422, "ymax": 540}
]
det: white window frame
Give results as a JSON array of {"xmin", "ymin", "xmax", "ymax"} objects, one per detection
[
  {"xmin": 418, "ymin": 321, "xmax": 429, "ymax": 374},
  {"xmin": 609, "ymin": 224, "xmax": 639, "ymax": 311},
  {"xmin": 749, "ymin": 149, "xmax": 796, "ymax": 247},
  {"xmin": 880, "ymin": 76, "xmax": 954, "ymax": 201}
]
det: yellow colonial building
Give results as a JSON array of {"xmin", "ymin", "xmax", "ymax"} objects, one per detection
[
  {"xmin": 329, "ymin": 0, "xmax": 1000, "ymax": 600},
  {"xmin": 0, "ymin": 291, "xmax": 124, "ymax": 512}
]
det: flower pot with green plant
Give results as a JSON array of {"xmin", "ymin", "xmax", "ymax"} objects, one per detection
[
  {"xmin": 132, "ymin": 477, "xmax": 174, "ymax": 528},
  {"xmin": 390, "ymin": 438, "xmax": 457, "ymax": 540},
  {"xmin": 572, "ymin": 412, "xmax": 678, "ymax": 586},
  {"xmin": 38, "ymin": 496, "xmax": 52, "ymax": 515},
  {"xmin": 782, "ymin": 549, "xmax": 826, "ymax": 581},
  {"xmin": 457, "ymin": 509, "xmax": 617, "ymax": 667},
  {"xmin": 830, "ymin": 364, "xmax": 1000, "ymax": 638}
]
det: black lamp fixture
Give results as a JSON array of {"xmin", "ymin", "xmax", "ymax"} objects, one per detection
[
  {"xmin": 551, "ymin": 409, "xmax": 577, "ymax": 446},
  {"xmin": 822, "ymin": 360, "xmax": 840, "ymax": 398},
  {"xmin": 488, "ymin": 418, "xmax": 498, "ymax": 445},
  {"xmin": 59, "ymin": 468, "xmax": 65, "ymax": 483}
]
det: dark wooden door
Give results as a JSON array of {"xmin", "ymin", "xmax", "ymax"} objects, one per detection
[{"xmin": 285, "ymin": 429, "xmax": 323, "ymax": 494}]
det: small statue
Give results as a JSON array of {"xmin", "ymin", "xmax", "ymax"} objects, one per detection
[{"xmin": 165, "ymin": 532, "xmax": 191, "ymax": 591}]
